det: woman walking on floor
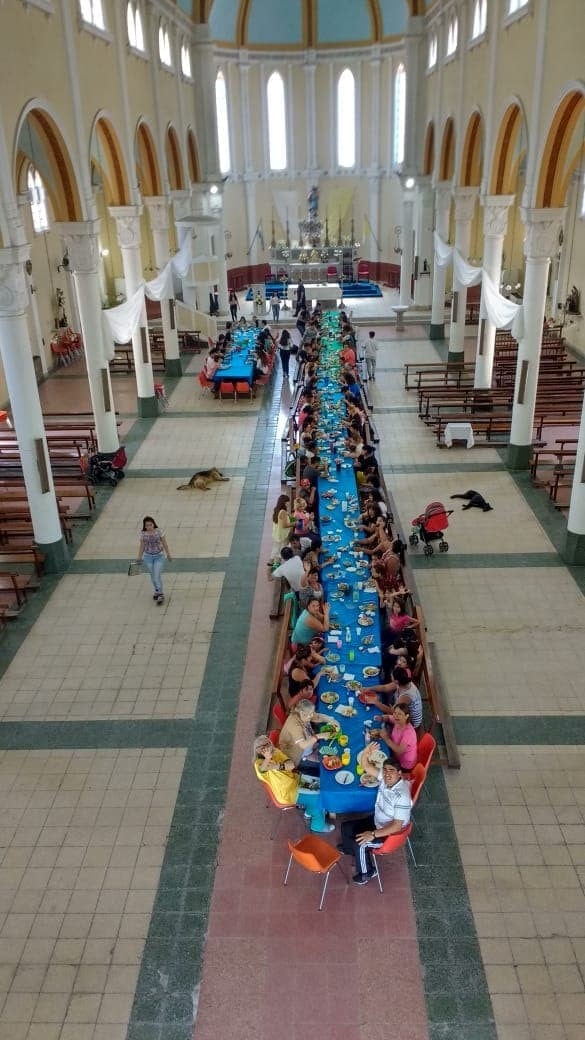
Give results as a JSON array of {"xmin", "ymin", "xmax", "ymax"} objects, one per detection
[{"xmin": 137, "ymin": 516, "xmax": 172, "ymax": 604}]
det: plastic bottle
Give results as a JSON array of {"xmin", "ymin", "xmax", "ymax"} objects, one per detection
[
  {"xmin": 341, "ymin": 748, "xmax": 351, "ymax": 767},
  {"xmin": 352, "ymin": 588, "xmax": 359, "ymax": 604},
  {"xmin": 345, "ymin": 626, "xmax": 351, "ymax": 643}
]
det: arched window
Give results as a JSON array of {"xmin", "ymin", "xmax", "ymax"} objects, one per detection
[
  {"xmin": 509, "ymin": 0, "xmax": 528, "ymax": 12},
  {"xmin": 181, "ymin": 42, "xmax": 192, "ymax": 78},
  {"xmin": 337, "ymin": 69, "xmax": 356, "ymax": 169},
  {"xmin": 472, "ymin": 0, "xmax": 487, "ymax": 38},
  {"xmin": 446, "ymin": 15, "xmax": 459, "ymax": 55},
  {"xmin": 80, "ymin": 0, "xmax": 104, "ymax": 29},
  {"xmin": 215, "ymin": 71, "xmax": 231, "ymax": 174},
  {"xmin": 392, "ymin": 63, "xmax": 406, "ymax": 167},
  {"xmin": 28, "ymin": 167, "xmax": 49, "ymax": 234},
  {"xmin": 428, "ymin": 34, "xmax": 438, "ymax": 69},
  {"xmin": 127, "ymin": 3, "xmax": 144, "ymax": 51},
  {"xmin": 158, "ymin": 22, "xmax": 172, "ymax": 67},
  {"xmin": 267, "ymin": 72, "xmax": 287, "ymax": 171}
]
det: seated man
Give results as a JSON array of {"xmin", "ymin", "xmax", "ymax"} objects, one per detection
[
  {"xmin": 339, "ymin": 748, "xmax": 412, "ymax": 885},
  {"xmin": 360, "ymin": 665, "xmax": 423, "ymax": 730},
  {"xmin": 269, "ymin": 546, "xmax": 305, "ymax": 592}
]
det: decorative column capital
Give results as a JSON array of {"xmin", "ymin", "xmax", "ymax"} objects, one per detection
[
  {"xmin": 144, "ymin": 196, "xmax": 170, "ymax": 234},
  {"xmin": 171, "ymin": 190, "xmax": 192, "ymax": 223},
  {"xmin": 56, "ymin": 220, "xmax": 101, "ymax": 274},
  {"xmin": 520, "ymin": 207, "xmax": 566, "ymax": 260},
  {"xmin": 481, "ymin": 195, "xmax": 515, "ymax": 238},
  {"xmin": 435, "ymin": 182, "xmax": 452, "ymax": 214},
  {"xmin": 108, "ymin": 205, "xmax": 143, "ymax": 248},
  {"xmin": 0, "ymin": 244, "xmax": 31, "ymax": 318},
  {"xmin": 453, "ymin": 187, "xmax": 478, "ymax": 224}
]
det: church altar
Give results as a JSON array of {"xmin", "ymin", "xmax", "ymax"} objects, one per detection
[{"xmin": 269, "ymin": 186, "xmax": 358, "ymax": 283}]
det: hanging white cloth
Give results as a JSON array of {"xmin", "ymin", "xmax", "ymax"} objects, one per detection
[
  {"xmin": 434, "ymin": 231, "xmax": 524, "ymax": 340},
  {"xmin": 170, "ymin": 231, "xmax": 192, "ymax": 279},
  {"xmin": 145, "ymin": 263, "xmax": 174, "ymax": 301},
  {"xmin": 102, "ymin": 284, "xmax": 145, "ymax": 345}
]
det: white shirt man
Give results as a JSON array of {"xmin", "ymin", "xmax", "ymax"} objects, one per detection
[{"xmin": 339, "ymin": 751, "xmax": 412, "ymax": 883}]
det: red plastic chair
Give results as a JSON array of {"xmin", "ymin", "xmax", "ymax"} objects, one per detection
[
  {"xmin": 416, "ymin": 733, "xmax": 436, "ymax": 772},
  {"xmin": 283, "ymin": 834, "xmax": 347, "ymax": 910},
  {"xmin": 409, "ymin": 763, "xmax": 427, "ymax": 807},
  {"xmin": 268, "ymin": 728, "xmax": 281, "ymax": 747},
  {"xmin": 219, "ymin": 381, "xmax": 236, "ymax": 400},
  {"xmin": 235, "ymin": 381, "xmax": 253, "ymax": 399},
  {"xmin": 272, "ymin": 702, "xmax": 287, "ymax": 727},
  {"xmin": 371, "ymin": 822, "xmax": 414, "ymax": 892},
  {"xmin": 198, "ymin": 371, "xmax": 214, "ymax": 393}
]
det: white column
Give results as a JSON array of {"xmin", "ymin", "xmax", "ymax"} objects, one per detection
[
  {"xmin": 399, "ymin": 188, "xmax": 415, "ymax": 307},
  {"xmin": 414, "ymin": 178, "xmax": 434, "ymax": 309},
  {"xmin": 144, "ymin": 197, "xmax": 181, "ymax": 377},
  {"xmin": 448, "ymin": 187, "xmax": 477, "ymax": 362},
  {"xmin": 0, "ymin": 245, "xmax": 68, "ymax": 570},
  {"xmin": 430, "ymin": 183, "xmax": 451, "ymax": 339},
  {"xmin": 367, "ymin": 174, "xmax": 381, "ymax": 265},
  {"xmin": 508, "ymin": 208, "xmax": 565, "ymax": 470},
  {"xmin": 243, "ymin": 176, "xmax": 258, "ymax": 266},
  {"xmin": 565, "ymin": 395, "xmax": 585, "ymax": 562},
  {"xmin": 16, "ymin": 194, "xmax": 48, "ymax": 373},
  {"xmin": 109, "ymin": 205, "xmax": 157, "ymax": 417},
  {"xmin": 474, "ymin": 195, "xmax": 515, "ymax": 389},
  {"xmin": 192, "ymin": 24, "xmax": 221, "ymax": 179},
  {"xmin": 57, "ymin": 221, "xmax": 119, "ymax": 452},
  {"xmin": 305, "ymin": 53, "xmax": 317, "ymax": 172}
]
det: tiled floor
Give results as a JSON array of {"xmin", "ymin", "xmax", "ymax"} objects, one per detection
[{"xmin": 1, "ymin": 326, "xmax": 584, "ymax": 1040}]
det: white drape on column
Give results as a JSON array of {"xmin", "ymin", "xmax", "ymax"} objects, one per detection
[
  {"xmin": 433, "ymin": 232, "xmax": 524, "ymax": 341},
  {"xmin": 101, "ymin": 234, "xmax": 193, "ymax": 352}
]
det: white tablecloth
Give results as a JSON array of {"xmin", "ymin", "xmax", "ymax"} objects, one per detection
[{"xmin": 444, "ymin": 421, "xmax": 474, "ymax": 448}]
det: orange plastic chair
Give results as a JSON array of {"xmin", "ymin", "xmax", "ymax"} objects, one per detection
[
  {"xmin": 283, "ymin": 834, "xmax": 347, "ymax": 910},
  {"xmin": 371, "ymin": 822, "xmax": 415, "ymax": 893},
  {"xmin": 268, "ymin": 728, "xmax": 281, "ymax": 747},
  {"xmin": 235, "ymin": 381, "xmax": 253, "ymax": 399},
  {"xmin": 262, "ymin": 779, "xmax": 299, "ymax": 840},
  {"xmin": 272, "ymin": 702, "xmax": 287, "ymax": 727},
  {"xmin": 219, "ymin": 381, "xmax": 236, "ymax": 400},
  {"xmin": 409, "ymin": 763, "xmax": 426, "ymax": 807},
  {"xmin": 416, "ymin": 733, "xmax": 436, "ymax": 772}
]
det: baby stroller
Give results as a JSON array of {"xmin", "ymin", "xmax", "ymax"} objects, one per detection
[
  {"xmin": 87, "ymin": 446, "xmax": 127, "ymax": 487},
  {"xmin": 409, "ymin": 501, "xmax": 453, "ymax": 557}
]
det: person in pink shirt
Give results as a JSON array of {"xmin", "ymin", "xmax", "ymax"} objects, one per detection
[{"xmin": 378, "ymin": 703, "xmax": 417, "ymax": 771}]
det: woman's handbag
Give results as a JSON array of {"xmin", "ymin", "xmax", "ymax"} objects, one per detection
[{"xmin": 127, "ymin": 560, "xmax": 143, "ymax": 576}]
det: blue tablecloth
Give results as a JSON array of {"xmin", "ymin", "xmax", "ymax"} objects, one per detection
[
  {"xmin": 313, "ymin": 322, "xmax": 383, "ymax": 814},
  {"xmin": 213, "ymin": 330, "xmax": 256, "ymax": 385}
]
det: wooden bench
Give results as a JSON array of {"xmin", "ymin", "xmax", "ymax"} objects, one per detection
[
  {"xmin": 434, "ymin": 413, "xmax": 513, "ymax": 445},
  {"xmin": 0, "ymin": 570, "xmax": 40, "ymax": 608},
  {"xmin": 0, "ymin": 547, "xmax": 45, "ymax": 577}
]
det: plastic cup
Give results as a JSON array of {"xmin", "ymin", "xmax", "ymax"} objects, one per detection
[{"xmin": 338, "ymin": 734, "xmax": 348, "ymax": 747}]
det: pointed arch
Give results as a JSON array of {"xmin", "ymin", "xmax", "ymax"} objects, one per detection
[
  {"xmin": 536, "ymin": 86, "xmax": 585, "ymax": 208},
  {"xmin": 423, "ymin": 121, "xmax": 435, "ymax": 177},
  {"xmin": 90, "ymin": 112, "xmax": 131, "ymax": 206},
  {"xmin": 135, "ymin": 119, "xmax": 162, "ymax": 197},
  {"xmin": 186, "ymin": 127, "xmax": 201, "ymax": 183},
  {"xmin": 439, "ymin": 117, "xmax": 455, "ymax": 182},
  {"xmin": 460, "ymin": 110, "xmax": 484, "ymax": 187},
  {"xmin": 490, "ymin": 101, "xmax": 526, "ymax": 195},
  {"xmin": 14, "ymin": 102, "xmax": 83, "ymax": 221},
  {"xmin": 166, "ymin": 125, "xmax": 185, "ymax": 191}
]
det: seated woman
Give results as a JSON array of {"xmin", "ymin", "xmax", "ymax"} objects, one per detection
[
  {"xmin": 202, "ymin": 350, "xmax": 221, "ymax": 380},
  {"xmin": 298, "ymin": 567, "xmax": 323, "ymax": 609},
  {"xmin": 291, "ymin": 597, "xmax": 330, "ymax": 646},
  {"xmin": 253, "ymin": 734, "xmax": 333, "ymax": 832},
  {"xmin": 384, "ymin": 596, "xmax": 420, "ymax": 644},
  {"xmin": 374, "ymin": 703, "xmax": 417, "ymax": 772},
  {"xmin": 278, "ymin": 699, "xmax": 339, "ymax": 773},
  {"xmin": 286, "ymin": 646, "xmax": 323, "ymax": 700}
]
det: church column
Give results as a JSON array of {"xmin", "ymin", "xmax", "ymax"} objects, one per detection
[
  {"xmin": 367, "ymin": 174, "xmax": 381, "ymax": 266},
  {"xmin": 192, "ymin": 24, "xmax": 221, "ymax": 179},
  {"xmin": 144, "ymin": 197, "xmax": 181, "ymax": 378},
  {"xmin": 399, "ymin": 183, "xmax": 415, "ymax": 307},
  {"xmin": 243, "ymin": 177, "xmax": 258, "ymax": 267},
  {"xmin": 413, "ymin": 178, "xmax": 433, "ymax": 309},
  {"xmin": 210, "ymin": 190, "xmax": 229, "ymax": 316},
  {"xmin": 304, "ymin": 53, "xmax": 317, "ymax": 173},
  {"xmin": 0, "ymin": 245, "xmax": 68, "ymax": 571},
  {"xmin": 565, "ymin": 397, "xmax": 585, "ymax": 563},
  {"xmin": 57, "ymin": 221, "xmax": 119, "ymax": 452},
  {"xmin": 109, "ymin": 205, "xmax": 157, "ymax": 418},
  {"xmin": 429, "ymin": 183, "xmax": 451, "ymax": 339},
  {"xmin": 507, "ymin": 207, "xmax": 565, "ymax": 470},
  {"xmin": 448, "ymin": 187, "xmax": 478, "ymax": 364},
  {"xmin": 474, "ymin": 195, "xmax": 515, "ymax": 389},
  {"xmin": 16, "ymin": 193, "xmax": 48, "ymax": 374}
]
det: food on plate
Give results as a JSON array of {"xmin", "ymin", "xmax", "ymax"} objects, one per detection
[
  {"xmin": 359, "ymin": 774, "xmax": 380, "ymax": 787},
  {"xmin": 335, "ymin": 705, "xmax": 358, "ymax": 718},
  {"xmin": 357, "ymin": 614, "xmax": 374, "ymax": 627},
  {"xmin": 320, "ymin": 691, "xmax": 339, "ymax": 705},
  {"xmin": 319, "ymin": 744, "xmax": 339, "ymax": 757},
  {"xmin": 322, "ymin": 754, "xmax": 342, "ymax": 770},
  {"xmin": 363, "ymin": 666, "xmax": 380, "ymax": 678},
  {"xmin": 363, "ymin": 602, "xmax": 377, "ymax": 612},
  {"xmin": 345, "ymin": 680, "xmax": 361, "ymax": 692},
  {"xmin": 326, "ymin": 652, "xmax": 340, "ymax": 663}
]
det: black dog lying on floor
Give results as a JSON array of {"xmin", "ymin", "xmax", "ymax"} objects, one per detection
[{"xmin": 450, "ymin": 490, "xmax": 493, "ymax": 512}]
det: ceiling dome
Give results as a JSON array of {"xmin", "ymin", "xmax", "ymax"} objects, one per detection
[{"xmin": 208, "ymin": 0, "xmax": 411, "ymax": 49}]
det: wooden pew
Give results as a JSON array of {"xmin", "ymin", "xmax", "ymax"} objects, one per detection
[{"xmin": 0, "ymin": 547, "xmax": 45, "ymax": 576}]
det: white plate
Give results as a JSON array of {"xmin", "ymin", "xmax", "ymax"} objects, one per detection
[{"xmin": 334, "ymin": 770, "xmax": 354, "ymax": 786}]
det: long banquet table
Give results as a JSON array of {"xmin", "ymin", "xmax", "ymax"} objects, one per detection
[
  {"xmin": 314, "ymin": 315, "xmax": 384, "ymax": 814},
  {"xmin": 212, "ymin": 328, "xmax": 256, "ymax": 385}
]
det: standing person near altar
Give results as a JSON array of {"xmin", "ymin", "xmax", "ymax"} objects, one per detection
[{"xmin": 295, "ymin": 280, "xmax": 306, "ymax": 316}]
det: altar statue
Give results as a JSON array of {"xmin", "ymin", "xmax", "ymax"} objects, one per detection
[{"xmin": 307, "ymin": 185, "xmax": 319, "ymax": 221}]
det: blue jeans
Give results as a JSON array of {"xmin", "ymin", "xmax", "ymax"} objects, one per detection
[{"xmin": 142, "ymin": 552, "xmax": 165, "ymax": 595}]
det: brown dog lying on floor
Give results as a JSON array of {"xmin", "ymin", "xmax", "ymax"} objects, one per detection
[{"xmin": 177, "ymin": 468, "xmax": 230, "ymax": 491}]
